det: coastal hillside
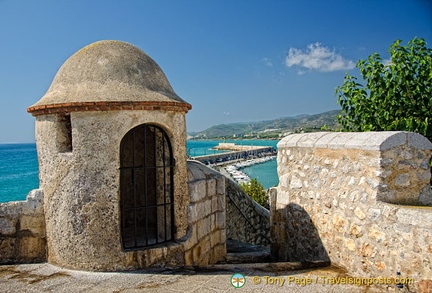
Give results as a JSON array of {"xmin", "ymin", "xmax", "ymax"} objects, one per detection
[{"xmin": 189, "ymin": 109, "xmax": 340, "ymax": 139}]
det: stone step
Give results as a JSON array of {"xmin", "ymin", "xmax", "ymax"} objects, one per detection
[
  {"xmin": 226, "ymin": 251, "xmax": 271, "ymax": 264},
  {"xmin": 224, "ymin": 239, "xmax": 271, "ymax": 264}
]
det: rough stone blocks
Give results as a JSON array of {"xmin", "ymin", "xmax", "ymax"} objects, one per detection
[{"xmin": 274, "ymin": 132, "xmax": 432, "ymax": 289}]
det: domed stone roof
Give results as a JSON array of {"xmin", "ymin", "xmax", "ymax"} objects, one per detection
[{"xmin": 28, "ymin": 40, "xmax": 191, "ymax": 115}]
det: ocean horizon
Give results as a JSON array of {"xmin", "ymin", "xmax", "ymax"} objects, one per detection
[{"xmin": 0, "ymin": 140, "xmax": 279, "ymax": 203}]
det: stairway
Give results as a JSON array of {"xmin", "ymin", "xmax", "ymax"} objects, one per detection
[{"xmin": 225, "ymin": 239, "xmax": 271, "ymax": 263}]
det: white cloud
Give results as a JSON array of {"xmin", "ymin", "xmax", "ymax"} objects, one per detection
[
  {"xmin": 285, "ymin": 42, "xmax": 355, "ymax": 73},
  {"xmin": 383, "ymin": 58, "xmax": 392, "ymax": 66},
  {"xmin": 261, "ymin": 57, "xmax": 273, "ymax": 67}
]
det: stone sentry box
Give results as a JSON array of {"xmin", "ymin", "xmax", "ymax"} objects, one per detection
[{"xmin": 27, "ymin": 40, "xmax": 192, "ymax": 271}]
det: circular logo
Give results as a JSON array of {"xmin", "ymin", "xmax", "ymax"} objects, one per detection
[{"xmin": 230, "ymin": 273, "xmax": 246, "ymax": 288}]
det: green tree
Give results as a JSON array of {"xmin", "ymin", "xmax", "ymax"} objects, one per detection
[
  {"xmin": 336, "ymin": 37, "xmax": 432, "ymax": 141},
  {"xmin": 240, "ymin": 178, "xmax": 269, "ymax": 209}
]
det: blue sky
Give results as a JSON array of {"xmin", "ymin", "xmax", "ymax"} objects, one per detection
[{"xmin": 0, "ymin": 0, "xmax": 431, "ymax": 143}]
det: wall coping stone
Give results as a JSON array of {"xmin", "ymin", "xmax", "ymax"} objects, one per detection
[
  {"xmin": 393, "ymin": 204, "xmax": 432, "ymax": 228},
  {"xmin": 278, "ymin": 131, "xmax": 432, "ymax": 151},
  {"xmin": 187, "ymin": 160, "xmax": 222, "ymax": 182},
  {"xmin": 0, "ymin": 189, "xmax": 44, "ymax": 216}
]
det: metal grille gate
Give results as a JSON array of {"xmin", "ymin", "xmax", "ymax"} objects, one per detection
[{"xmin": 120, "ymin": 124, "xmax": 174, "ymax": 250}]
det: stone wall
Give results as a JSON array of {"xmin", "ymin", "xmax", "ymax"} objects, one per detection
[
  {"xmin": 0, "ymin": 162, "xmax": 228, "ymax": 268},
  {"xmin": 184, "ymin": 160, "xmax": 227, "ymax": 265},
  {"xmin": 226, "ymin": 177, "xmax": 270, "ymax": 246},
  {"xmin": 273, "ymin": 131, "xmax": 432, "ymax": 291},
  {"xmin": 0, "ymin": 189, "xmax": 46, "ymax": 264}
]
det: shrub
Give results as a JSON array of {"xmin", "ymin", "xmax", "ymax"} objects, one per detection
[{"xmin": 240, "ymin": 178, "xmax": 269, "ymax": 209}]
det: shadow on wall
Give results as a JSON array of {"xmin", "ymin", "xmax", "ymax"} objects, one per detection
[{"xmin": 271, "ymin": 203, "xmax": 329, "ymax": 264}]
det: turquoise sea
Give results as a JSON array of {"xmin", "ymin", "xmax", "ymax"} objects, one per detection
[
  {"xmin": 187, "ymin": 140, "xmax": 279, "ymax": 189},
  {"xmin": 0, "ymin": 140, "xmax": 279, "ymax": 203},
  {"xmin": 0, "ymin": 144, "xmax": 39, "ymax": 203}
]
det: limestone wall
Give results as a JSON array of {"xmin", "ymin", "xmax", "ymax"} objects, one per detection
[
  {"xmin": 273, "ymin": 132, "xmax": 432, "ymax": 290},
  {"xmin": 184, "ymin": 161, "xmax": 226, "ymax": 265},
  {"xmin": 0, "ymin": 189, "xmax": 46, "ymax": 263},
  {"xmin": 0, "ymin": 161, "xmax": 228, "ymax": 268},
  {"xmin": 225, "ymin": 178, "xmax": 270, "ymax": 246}
]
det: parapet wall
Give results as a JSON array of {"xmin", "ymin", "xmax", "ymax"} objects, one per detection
[
  {"xmin": 184, "ymin": 160, "xmax": 227, "ymax": 265},
  {"xmin": 0, "ymin": 189, "xmax": 46, "ymax": 264},
  {"xmin": 272, "ymin": 132, "xmax": 432, "ymax": 290},
  {"xmin": 187, "ymin": 160, "xmax": 271, "ymax": 248},
  {"xmin": 0, "ymin": 162, "xmax": 228, "ymax": 268},
  {"xmin": 225, "ymin": 178, "xmax": 270, "ymax": 246}
]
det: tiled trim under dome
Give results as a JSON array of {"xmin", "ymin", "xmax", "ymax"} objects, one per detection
[{"xmin": 27, "ymin": 101, "xmax": 192, "ymax": 116}]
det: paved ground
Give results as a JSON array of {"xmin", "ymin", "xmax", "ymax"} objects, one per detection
[{"xmin": 0, "ymin": 262, "xmax": 404, "ymax": 293}]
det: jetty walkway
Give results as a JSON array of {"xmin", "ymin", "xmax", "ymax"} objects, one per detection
[{"xmin": 191, "ymin": 143, "xmax": 276, "ymax": 166}]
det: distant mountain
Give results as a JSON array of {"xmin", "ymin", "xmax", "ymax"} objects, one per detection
[{"xmin": 189, "ymin": 109, "xmax": 340, "ymax": 139}]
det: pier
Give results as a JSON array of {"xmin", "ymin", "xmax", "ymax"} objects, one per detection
[{"xmin": 191, "ymin": 143, "xmax": 276, "ymax": 165}]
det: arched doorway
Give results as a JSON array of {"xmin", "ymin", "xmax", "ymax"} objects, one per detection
[{"xmin": 120, "ymin": 124, "xmax": 174, "ymax": 250}]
